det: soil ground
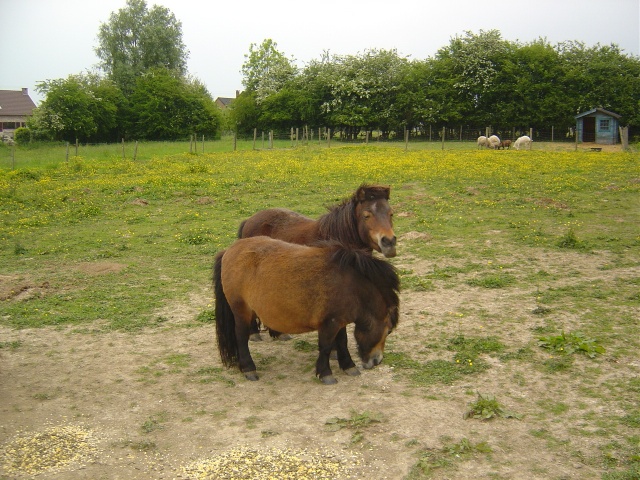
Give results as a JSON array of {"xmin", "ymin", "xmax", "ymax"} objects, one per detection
[{"xmin": 1, "ymin": 239, "xmax": 638, "ymax": 479}]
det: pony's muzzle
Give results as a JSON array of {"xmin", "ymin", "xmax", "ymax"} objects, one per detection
[
  {"xmin": 362, "ymin": 352, "xmax": 383, "ymax": 369},
  {"xmin": 380, "ymin": 235, "xmax": 397, "ymax": 258}
]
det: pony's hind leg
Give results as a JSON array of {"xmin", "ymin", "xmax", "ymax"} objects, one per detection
[
  {"xmin": 235, "ymin": 315, "xmax": 259, "ymax": 380},
  {"xmin": 334, "ymin": 327, "xmax": 360, "ymax": 377}
]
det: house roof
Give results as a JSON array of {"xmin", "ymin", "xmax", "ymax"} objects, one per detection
[
  {"xmin": 215, "ymin": 97, "xmax": 234, "ymax": 107},
  {"xmin": 575, "ymin": 108, "xmax": 621, "ymax": 120},
  {"xmin": 0, "ymin": 89, "xmax": 37, "ymax": 116}
]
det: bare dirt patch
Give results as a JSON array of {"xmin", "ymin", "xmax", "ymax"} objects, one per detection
[{"xmin": 1, "ymin": 247, "xmax": 638, "ymax": 479}]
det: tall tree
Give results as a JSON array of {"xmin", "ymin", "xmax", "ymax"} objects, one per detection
[
  {"xmin": 95, "ymin": 0, "xmax": 188, "ymax": 94},
  {"xmin": 241, "ymin": 39, "xmax": 297, "ymax": 103}
]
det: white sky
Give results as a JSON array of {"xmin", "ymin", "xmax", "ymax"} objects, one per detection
[{"xmin": 1, "ymin": 0, "xmax": 639, "ymax": 105}]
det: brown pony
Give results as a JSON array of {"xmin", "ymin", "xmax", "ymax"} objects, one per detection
[
  {"xmin": 238, "ymin": 184, "xmax": 396, "ymax": 257},
  {"xmin": 214, "ymin": 237, "xmax": 399, "ymax": 385},
  {"xmin": 238, "ymin": 184, "xmax": 396, "ymax": 340}
]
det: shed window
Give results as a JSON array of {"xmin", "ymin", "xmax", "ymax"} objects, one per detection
[{"xmin": 599, "ymin": 119, "xmax": 610, "ymax": 131}]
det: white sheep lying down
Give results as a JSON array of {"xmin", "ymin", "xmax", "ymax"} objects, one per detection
[
  {"xmin": 487, "ymin": 135, "xmax": 501, "ymax": 149},
  {"xmin": 513, "ymin": 135, "xmax": 532, "ymax": 150}
]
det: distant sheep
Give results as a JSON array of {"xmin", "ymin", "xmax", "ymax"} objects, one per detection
[
  {"xmin": 500, "ymin": 139, "xmax": 512, "ymax": 149},
  {"xmin": 487, "ymin": 135, "xmax": 501, "ymax": 149},
  {"xmin": 513, "ymin": 135, "xmax": 532, "ymax": 150},
  {"xmin": 477, "ymin": 135, "xmax": 489, "ymax": 149}
]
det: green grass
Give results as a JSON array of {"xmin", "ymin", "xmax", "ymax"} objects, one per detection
[{"xmin": 1, "ymin": 142, "xmax": 638, "ymax": 478}]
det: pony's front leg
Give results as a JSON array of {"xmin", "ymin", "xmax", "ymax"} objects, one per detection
[
  {"xmin": 316, "ymin": 327, "xmax": 337, "ymax": 385},
  {"xmin": 235, "ymin": 316, "xmax": 258, "ymax": 380},
  {"xmin": 334, "ymin": 327, "xmax": 360, "ymax": 377}
]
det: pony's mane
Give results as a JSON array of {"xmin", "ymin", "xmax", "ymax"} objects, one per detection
[
  {"xmin": 316, "ymin": 184, "xmax": 389, "ymax": 248},
  {"xmin": 328, "ymin": 244, "xmax": 400, "ymax": 329}
]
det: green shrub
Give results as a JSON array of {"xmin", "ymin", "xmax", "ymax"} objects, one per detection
[{"xmin": 13, "ymin": 127, "xmax": 31, "ymax": 144}]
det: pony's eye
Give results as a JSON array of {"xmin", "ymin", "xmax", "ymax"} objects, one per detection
[{"xmin": 363, "ymin": 212, "xmax": 372, "ymax": 219}]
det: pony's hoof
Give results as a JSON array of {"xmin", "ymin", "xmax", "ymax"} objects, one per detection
[
  {"xmin": 344, "ymin": 367, "xmax": 361, "ymax": 376},
  {"xmin": 244, "ymin": 371, "xmax": 259, "ymax": 381},
  {"xmin": 320, "ymin": 375, "xmax": 338, "ymax": 385},
  {"xmin": 249, "ymin": 333, "xmax": 263, "ymax": 342},
  {"xmin": 276, "ymin": 334, "xmax": 292, "ymax": 341}
]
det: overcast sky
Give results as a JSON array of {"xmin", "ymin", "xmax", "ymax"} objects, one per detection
[{"xmin": 1, "ymin": 0, "xmax": 639, "ymax": 105}]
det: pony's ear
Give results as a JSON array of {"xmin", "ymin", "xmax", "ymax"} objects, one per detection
[{"xmin": 356, "ymin": 186, "xmax": 367, "ymax": 202}]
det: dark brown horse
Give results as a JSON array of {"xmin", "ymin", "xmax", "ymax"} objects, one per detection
[
  {"xmin": 238, "ymin": 184, "xmax": 396, "ymax": 340},
  {"xmin": 238, "ymin": 184, "xmax": 397, "ymax": 257},
  {"xmin": 214, "ymin": 237, "xmax": 399, "ymax": 384}
]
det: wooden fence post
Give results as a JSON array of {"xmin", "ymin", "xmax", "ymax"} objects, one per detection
[
  {"xmin": 529, "ymin": 128, "xmax": 533, "ymax": 150},
  {"xmin": 253, "ymin": 128, "xmax": 257, "ymax": 150},
  {"xmin": 404, "ymin": 127, "xmax": 408, "ymax": 151},
  {"xmin": 442, "ymin": 126, "xmax": 446, "ymax": 150},
  {"xmin": 75, "ymin": 138, "xmax": 79, "ymax": 157},
  {"xmin": 269, "ymin": 130, "xmax": 273, "ymax": 149},
  {"xmin": 619, "ymin": 126, "xmax": 629, "ymax": 150},
  {"xmin": 327, "ymin": 128, "xmax": 331, "ymax": 148},
  {"xmin": 233, "ymin": 132, "xmax": 237, "ymax": 151},
  {"xmin": 133, "ymin": 141, "xmax": 138, "ymax": 161}
]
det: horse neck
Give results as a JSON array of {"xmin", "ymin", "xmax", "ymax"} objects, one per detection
[{"xmin": 317, "ymin": 202, "xmax": 367, "ymax": 250}]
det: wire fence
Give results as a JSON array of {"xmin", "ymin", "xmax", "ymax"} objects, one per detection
[{"xmin": 1, "ymin": 125, "xmax": 636, "ymax": 169}]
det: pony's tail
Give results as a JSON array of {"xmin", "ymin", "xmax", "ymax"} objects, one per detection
[
  {"xmin": 237, "ymin": 220, "xmax": 247, "ymax": 239},
  {"xmin": 213, "ymin": 250, "xmax": 239, "ymax": 367}
]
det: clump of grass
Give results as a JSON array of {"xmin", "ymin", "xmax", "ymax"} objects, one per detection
[
  {"xmin": 293, "ymin": 339, "xmax": 316, "ymax": 352},
  {"xmin": 407, "ymin": 437, "xmax": 492, "ymax": 478},
  {"xmin": 463, "ymin": 393, "xmax": 521, "ymax": 420},
  {"xmin": 538, "ymin": 331, "xmax": 605, "ymax": 358},
  {"xmin": 325, "ymin": 410, "xmax": 383, "ymax": 431},
  {"xmin": 386, "ymin": 336, "xmax": 506, "ymax": 386},
  {"xmin": 325, "ymin": 410, "xmax": 383, "ymax": 445},
  {"xmin": 195, "ymin": 309, "xmax": 215, "ymax": 323},
  {"xmin": 398, "ymin": 269, "xmax": 435, "ymax": 291},
  {"xmin": 141, "ymin": 411, "xmax": 168, "ymax": 433},
  {"xmin": 556, "ymin": 228, "xmax": 588, "ymax": 250}
]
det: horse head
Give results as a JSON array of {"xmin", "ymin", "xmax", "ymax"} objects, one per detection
[
  {"xmin": 354, "ymin": 305, "xmax": 398, "ymax": 369},
  {"xmin": 355, "ymin": 185, "xmax": 397, "ymax": 258}
]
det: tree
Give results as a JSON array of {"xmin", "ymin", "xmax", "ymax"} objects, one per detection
[
  {"xmin": 241, "ymin": 39, "xmax": 297, "ymax": 103},
  {"xmin": 558, "ymin": 41, "xmax": 640, "ymax": 125},
  {"xmin": 129, "ymin": 69, "xmax": 221, "ymax": 140},
  {"xmin": 434, "ymin": 30, "xmax": 513, "ymax": 125},
  {"xmin": 95, "ymin": 0, "xmax": 188, "ymax": 94},
  {"xmin": 30, "ymin": 74, "xmax": 122, "ymax": 142}
]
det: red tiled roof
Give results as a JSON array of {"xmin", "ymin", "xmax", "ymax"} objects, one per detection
[{"xmin": 0, "ymin": 89, "xmax": 37, "ymax": 116}]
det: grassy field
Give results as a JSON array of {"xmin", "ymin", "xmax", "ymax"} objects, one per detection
[{"xmin": 1, "ymin": 144, "xmax": 639, "ymax": 478}]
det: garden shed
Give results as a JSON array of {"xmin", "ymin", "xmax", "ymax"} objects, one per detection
[{"xmin": 575, "ymin": 108, "xmax": 621, "ymax": 144}]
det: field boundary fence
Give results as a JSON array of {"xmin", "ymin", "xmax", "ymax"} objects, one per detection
[{"xmin": 1, "ymin": 126, "xmax": 637, "ymax": 169}]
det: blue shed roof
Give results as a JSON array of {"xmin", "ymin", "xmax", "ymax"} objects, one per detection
[{"xmin": 575, "ymin": 108, "xmax": 621, "ymax": 119}]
